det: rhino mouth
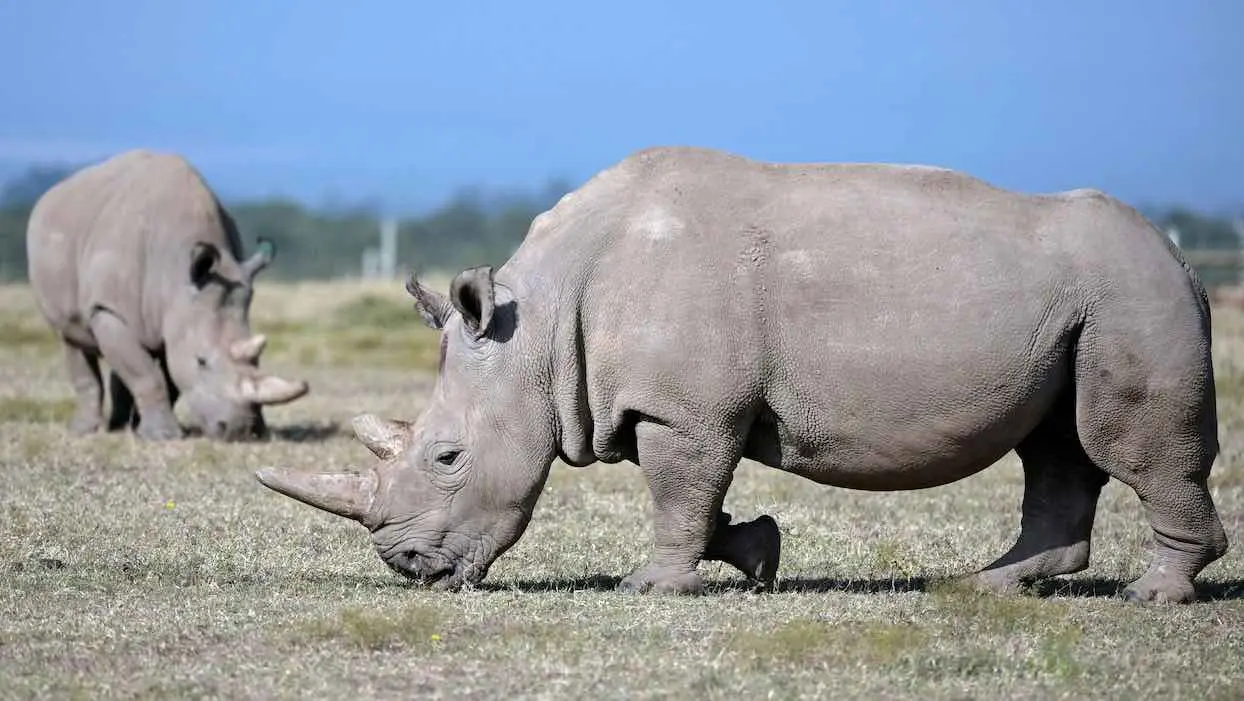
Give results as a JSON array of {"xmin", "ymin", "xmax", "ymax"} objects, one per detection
[{"xmin": 384, "ymin": 550, "xmax": 462, "ymax": 588}]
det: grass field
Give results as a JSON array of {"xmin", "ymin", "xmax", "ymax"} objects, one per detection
[{"xmin": 1, "ymin": 279, "xmax": 1241, "ymax": 700}]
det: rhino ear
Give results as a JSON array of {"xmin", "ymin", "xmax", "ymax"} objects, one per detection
[
  {"xmin": 405, "ymin": 273, "xmax": 452, "ymax": 330},
  {"xmin": 189, "ymin": 242, "xmax": 220, "ymax": 289},
  {"xmin": 450, "ymin": 266, "xmax": 495, "ymax": 340},
  {"xmin": 241, "ymin": 237, "xmax": 275, "ymax": 280}
]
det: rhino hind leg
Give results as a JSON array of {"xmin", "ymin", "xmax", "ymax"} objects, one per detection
[
  {"xmin": 63, "ymin": 342, "xmax": 103, "ymax": 435},
  {"xmin": 89, "ymin": 310, "xmax": 182, "ymax": 441},
  {"xmin": 1072, "ymin": 320, "xmax": 1228, "ymax": 604},
  {"xmin": 618, "ymin": 420, "xmax": 741, "ymax": 595},
  {"xmin": 972, "ymin": 416, "xmax": 1107, "ymax": 593},
  {"xmin": 704, "ymin": 511, "xmax": 782, "ymax": 588}
]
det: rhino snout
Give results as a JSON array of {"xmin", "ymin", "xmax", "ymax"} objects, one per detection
[
  {"xmin": 382, "ymin": 550, "xmax": 459, "ymax": 587},
  {"xmin": 374, "ymin": 528, "xmax": 495, "ymax": 590},
  {"xmin": 194, "ymin": 404, "xmax": 267, "ymax": 442}
]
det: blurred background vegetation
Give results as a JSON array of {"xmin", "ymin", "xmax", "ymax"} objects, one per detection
[
  {"xmin": 1, "ymin": 160, "xmax": 1240, "ymax": 286},
  {"xmin": 0, "ymin": 161, "xmax": 573, "ymax": 282}
]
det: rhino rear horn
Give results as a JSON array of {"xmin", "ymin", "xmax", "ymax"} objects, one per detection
[
  {"xmin": 230, "ymin": 334, "xmax": 268, "ymax": 363},
  {"xmin": 241, "ymin": 374, "xmax": 309, "ymax": 405},
  {"xmin": 352, "ymin": 413, "xmax": 409, "ymax": 460},
  {"xmin": 255, "ymin": 467, "xmax": 377, "ymax": 523}
]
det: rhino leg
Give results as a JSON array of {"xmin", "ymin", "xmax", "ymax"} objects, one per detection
[
  {"xmin": 63, "ymin": 342, "xmax": 103, "ymax": 435},
  {"xmin": 106, "ymin": 371, "xmax": 135, "ymax": 431},
  {"xmin": 156, "ymin": 350, "xmax": 180, "ymax": 408},
  {"xmin": 109, "ymin": 351, "xmax": 180, "ymax": 430},
  {"xmin": 1073, "ymin": 320, "xmax": 1227, "ymax": 604},
  {"xmin": 89, "ymin": 310, "xmax": 182, "ymax": 441},
  {"xmin": 704, "ymin": 512, "xmax": 781, "ymax": 588},
  {"xmin": 618, "ymin": 421, "xmax": 739, "ymax": 595},
  {"xmin": 973, "ymin": 423, "xmax": 1107, "ymax": 593}
]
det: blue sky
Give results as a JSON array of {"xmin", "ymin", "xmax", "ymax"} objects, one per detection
[{"xmin": 1, "ymin": 1, "xmax": 1240, "ymax": 214}]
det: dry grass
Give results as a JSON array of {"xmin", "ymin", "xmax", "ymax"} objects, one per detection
[{"xmin": 1, "ymin": 279, "xmax": 1242, "ymax": 700}]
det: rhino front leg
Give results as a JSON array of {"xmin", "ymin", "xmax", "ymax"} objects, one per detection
[
  {"xmin": 704, "ymin": 511, "xmax": 782, "ymax": 588},
  {"xmin": 63, "ymin": 342, "xmax": 103, "ymax": 435},
  {"xmin": 89, "ymin": 310, "xmax": 182, "ymax": 441},
  {"xmin": 109, "ymin": 353, "xmax": 180, "ymax": 431},
  {"xmin": 618, "ymin": 421, "xmax": 739, "ymax": 595}
]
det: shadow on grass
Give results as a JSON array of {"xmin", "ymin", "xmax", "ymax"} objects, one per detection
[
  {"xmin": 268, "ymin": 421, "xmax": 343, "ymax": 443},
  {"xmin": 479, "ymin": 575, "xmax": 933, "ymax": 594},
  {"xmin": 1030, "ymin": 576, "xmax": 1244, "ymax": 602},
  {"xmin": 482, "ymin": 573, "xmax": 1244, "ymax": 601}
]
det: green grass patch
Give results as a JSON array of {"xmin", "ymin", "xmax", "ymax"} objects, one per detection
[
  {"xmin": 297, "ymin": 603, "xmax": 447, "ymax": 651},
  {"xmin": 0, "ymin": 396, "xmax": 74, "ymax": 423},
  {"xmin": 1215, "ymin": 371, "xmax": 1244, "ymax": 404},
  {"xmin": 732, "ymin": 619, "xmax": 927, "ymax": 670},
  {"xmin": 0, "ymin": 304, "xmax": 58, "ymax": 352},
  {"xmin": 259, "ymin": 296, "xmax": 441, "ymax": 371},
  {"xmin": 331, "ymin": 294, "xmax": 419, "ymax": 328}
]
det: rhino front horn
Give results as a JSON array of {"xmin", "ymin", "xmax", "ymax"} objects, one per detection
[
  {"xmin": 254, "ymin": 467, "xmax": 377, "ymax": 523},
  {"xmin": 241, "ymin": 374, "xmax": 310, "ymax": 405}
]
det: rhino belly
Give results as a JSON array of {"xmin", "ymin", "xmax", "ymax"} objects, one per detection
[{"xmin": 744, "ymin": 341, "xmax": 1071, "ymax": 491}]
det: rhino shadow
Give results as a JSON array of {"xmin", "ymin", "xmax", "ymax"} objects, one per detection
[
  {"xmin": 267, "ymin": 421, "xmax": 343, "ymax": 443},
  {"xmin": 481, "ymin": 574, "xmax": 1244, "ymax": 601},
  {"xmin": 1028, "ymin": 576, "xmax": 1244, "ymax": 602}
]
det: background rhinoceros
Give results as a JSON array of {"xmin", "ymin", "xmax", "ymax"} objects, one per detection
[
  {"xmin": 26, "ymin": 149, "xmax": 308, "ymax": 441},
  {"xmin": 258, "ymin": 146, "xmax": 1227, "ymax": 603}
]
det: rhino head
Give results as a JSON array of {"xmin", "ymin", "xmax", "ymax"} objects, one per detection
[
  {"xmin": 256, "ymin": 266, "xmax": 555, "ymax": 587},
  {"xmin": 165, "ymin": 238, "xmax": 309, "ymax": 441}
]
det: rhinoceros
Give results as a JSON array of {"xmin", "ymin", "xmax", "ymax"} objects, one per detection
[
  {"xmin": 257, "ymin": 146, "xmax": 1227, "ymax": 603},
  {"xmin": 27, "ymin": 149, "xmax": 309, "ymax": 441}
]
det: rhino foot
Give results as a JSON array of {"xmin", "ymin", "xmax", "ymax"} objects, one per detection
[
  {"xmin": 617, "ymin": 566, "xmax": 704, "ymax": 595},
  {"xmin": 704, "ymin": 513, "xmax": 782, "ymax": 590},
  {"xmin": 960, "ymin": 571, "xmax": 1028, "ymax": 597},
  {"xmin": 1123, "ymin": 570, "xmax": 1198, "ymax": 605},
  {"xmin": 136, "ymin": 413, "xmax": 184, "ymax": 441},
  {"xmin": 733, "ymin": 514, "xmax": 781, "ymax": 587},
  {"xmin": 69, "ymin": 411, "xmax": 102, "ymax": 436}
]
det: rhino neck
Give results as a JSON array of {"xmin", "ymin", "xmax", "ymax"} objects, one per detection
[{"xmin": 541, "ymin": 287, "xmax": 597, "ymax": 467}]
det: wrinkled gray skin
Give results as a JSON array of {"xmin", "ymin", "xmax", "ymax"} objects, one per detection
[
  {"xmin": 259, "ymin": 146, "xmax": 1228, "ymax": 603},
  {"xmin": 27, "ymin": 150, "xmax": 309, "ymax": 441}
]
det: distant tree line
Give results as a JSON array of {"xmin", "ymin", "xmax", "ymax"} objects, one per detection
[
  {"xmin": 0, "ymin": 163, "xmax": 572, "ymax": 281},
  {"xmin": 0, "ymin": 162, "xmax": 1240, "ymax": 285}
]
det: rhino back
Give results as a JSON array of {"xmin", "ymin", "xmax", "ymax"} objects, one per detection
[
  {"xmin": 510, "ymin": 147, "xmax": 1195, "ymax": 482},
  {"xmin": 27, "ymin": 150, "xmax": 244, "ymax": 349}
]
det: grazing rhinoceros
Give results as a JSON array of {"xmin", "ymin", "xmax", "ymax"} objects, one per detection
[
  {"xmin": 27, "ymin": 149, "xmax": 309, "ymax": 441},
  {"xmin": 257, "ymin": 146, "xmax": 1227, "ymax": 603}
]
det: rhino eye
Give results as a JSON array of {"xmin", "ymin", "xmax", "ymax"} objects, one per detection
[
  {"xmin": 435, "ymin": 450, "xmax": 461, "ymax": 466},
  {"xmin": 196, "ymin": 356, "xmax": 208, "ymax": 369}
]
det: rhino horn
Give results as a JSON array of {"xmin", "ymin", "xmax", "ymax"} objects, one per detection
[
  {"xmin": 230, "ymin": 334, "xmax": 268, "ymax": 362},
  {"xmin": 352, "ymin": 413, "xmax": 409, "ymax": 460},
  {"xmin": 255, "ymin": 467, "xmax": 377, "ymax": 523},
  {"xmin": 240, "ymin": 374, "xmax": 309, "ymax": 405}
]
